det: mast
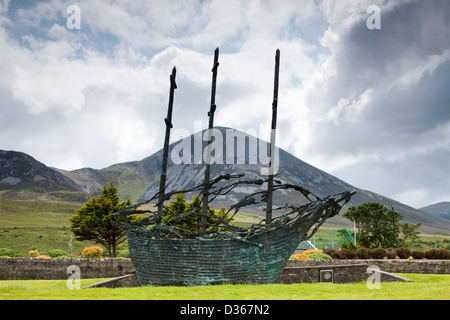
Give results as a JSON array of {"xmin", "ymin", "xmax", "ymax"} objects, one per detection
[
  {"xmin": 266, "ymin": 49, "xmax": 280, "ymax": 225},
  {"xmin": 201, "ymin": 47, "xmax": 220, "ymax": 235},
  {"xmin": 157, "ymin": 67, "xmax": 177, "ymax": 223}
]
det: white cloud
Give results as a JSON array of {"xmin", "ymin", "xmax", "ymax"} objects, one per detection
[
  {"xmin": 389, "ymin": 50, "xmax": 450, "ymax": 90},
  {"xmin": 1, "ymin": 0, "xmax": 450, "ymax": 209},
  {"xmin": 393, "ymin": 188, "xmax": 429, "ymax": 208},
  {"xmin": 325, "ymin": 88, "xmax": 373, "ymax": 125}
]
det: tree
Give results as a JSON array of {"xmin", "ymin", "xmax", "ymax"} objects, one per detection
[
  {"xmin": 69, "ymin": 182, "xmax": 133, "ymax": 257},
  {"xmin": 162, "ymin": 192, "xmax": 232, "ymax": 236},
  {"xmin": 396, "ymin": 222, "xmax": 422, "ymax": 248},
  {"xmin": 343, "ymin": 202, "xmax": 421, "ymax": 249},
  {"xmin": 337, "ymin": 228, "xmax": 355, "ymax": 248}
]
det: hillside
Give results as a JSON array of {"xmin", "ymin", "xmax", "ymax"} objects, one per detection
[
  {"xmin": 420, "ymin": 202, "xmax": 450, "ymax": 221},
  {"xmin": 0, "ymin": 150, "xmax": 86, "ymax": 199},
  {"xmin": 1, "ymin": 127, "xmax": 449, "ymax": 235}
]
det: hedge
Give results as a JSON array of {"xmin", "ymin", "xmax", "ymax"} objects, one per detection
[{"xmin": 322, "ymin": 247, "xmax": 450, "ymax": 259}]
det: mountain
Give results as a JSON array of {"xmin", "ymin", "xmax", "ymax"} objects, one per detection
[
  {"xmin": 419, "ymin": 202, "xmax": 450, "ymax": 221},
  {"xmin": 1, "ymin": 127, "xmax": 449, "ymax": 235},
  {"xmin": 0, "ymin": 150, "xmax": 84, "ymax": 195}
]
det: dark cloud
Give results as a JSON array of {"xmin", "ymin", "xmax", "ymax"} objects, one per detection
[{"xmin": 308, "ymin": 0, "xmax": 450, "ymax": 207}]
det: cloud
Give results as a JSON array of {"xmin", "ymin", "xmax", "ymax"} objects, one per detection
[
  {"xmin": 0, "ymin": 0, "xmax": 449, "ymax": 208},
  {"xmin": 294, "ymin": 0, "xmax": 450, "ymax": 207}
]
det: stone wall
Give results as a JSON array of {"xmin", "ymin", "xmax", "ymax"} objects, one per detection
[
  {"xmin": 0, "ymin": 258, "xmax": 448, "ymax": 282},
  {"xmin": 0, "ymin": 258, "xmax": 134, "ymax": 280},
  {"xmin": 285, "ymin": 259, "xmax": 450, "ymax": 275},
  {"xmin": 279, "ymin": 263, "xmax": 371, "ymax": 284}
]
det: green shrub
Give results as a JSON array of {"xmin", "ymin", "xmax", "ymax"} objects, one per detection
[
  {"xmin": 118, "ymin": 249, "xmax": 130, "ymax": 258},
  {"xmin": 308, "ymin": 253, "xmax": 333, "ymax": 260},
  {"xmin": 46, "ymin": 249, "xmax": 69, "ymax": 258},
  {"xmin": 341, "ymin": 242, "xmax": 357, "ymax": 251},
  {"xmin": 395, "ymin": 247, "xmax": 411, "ymax": 259},
  {"xmin": 371, "ymin": 248, "xmax": 386, "ymax": 259},
  {"xmin": 0, "ymin": 248, "xmax": 15, "ymax": 258}
]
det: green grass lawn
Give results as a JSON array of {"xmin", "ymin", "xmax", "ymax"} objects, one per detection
[{"xmin": 1, "ymin": 274, "xmax": 449, "ymax": 300}]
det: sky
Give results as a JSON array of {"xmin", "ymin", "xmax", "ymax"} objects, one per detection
[{"xmin": 0, "ymin": 0, "xmax": 449, "ymax": 209}]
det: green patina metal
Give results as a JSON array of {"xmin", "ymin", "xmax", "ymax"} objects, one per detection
[
  {"xmin": 115, "ymin": 48, "xmax": 355, "ymax": 287},
  {"xmin": 118, "ymin": 175, "xmax": 354, "ymax": 286}
]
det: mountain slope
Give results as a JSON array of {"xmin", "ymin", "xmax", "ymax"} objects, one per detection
[
  {"xmin": 1, "ymin": 127, "xmax": 449, "ymax": 235},
  {"xmin": 62, "ymin": 127, "xmax": 450, "ymax": 235},
  {"xmin": 0, "ymin": 150, "xmax": 83, "ymax": 194},
  {"xmin": 419, "ymin": 202, "xmax": 450, "ymax": 220},
  {"xmin": 135, "ymin": 127, "xmax": 450, "ymax": 234}
]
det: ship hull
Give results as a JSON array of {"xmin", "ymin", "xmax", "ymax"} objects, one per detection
[{"xmin": 126, "ymin": 222, "xmax": 306, "ymax": 287}]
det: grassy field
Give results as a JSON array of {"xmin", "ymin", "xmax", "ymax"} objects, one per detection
[
  {"xmin": 0, "ymin": 199, "xmax": 102, "ymax": 256},
  {"xmin": 0, "ymin": 198, "xmax": 267, "ymax": 256},
  {"xmin": 1, "ymin": 198, "xmax": 449, "ymax": 305},
  {"xmin": 0, "ymin": 274, "xmax": 449, "ymax": 300}
]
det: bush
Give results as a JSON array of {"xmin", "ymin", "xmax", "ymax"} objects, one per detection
[
  {"xmin": 294, "ymin": 249, "xmax": 324, "ymax": 261},
  {"xmin": 37, "ymin": 255, "xmax": 52, "ymax": 259},
  {"xmin": 308, "ymin": 253, "xmax": 333, "ymax": 260},
  {"xmin": 436, "ymin": 249, "xmax": 450, "ymax": 259},
  {"xmin": 323, "ymin": 248, "xmax": 344, "ymax": 259},
  {"xmin": 425, "ymin": 249, "xmax": 437, "ymax": 259},
  {"xmin": 334, "ymin": 248, "xmax": 357, "ymax": 259},
  {"xmin": 303, "ymin": 249, "xmax": 323, "ymax": 255},
  {"xmin": 29, "ymin": 250, "xmax": 40, "ymax": 258},
  {"xmin": 323, "ymin": 247, "xmax": 335, "ymax": 256},
  {"xmin": 386, "ymin": 250, "xmax": 397, "ymax": 259},
  {"xmin": 118, "ymin": 249, "xmax": 130, "ymax": 258},
  {"xmin": 82, "ymin": 246, "xmax": 103, "ymax": 259},
  {"xmin": 371, "ymin": 248, "xmax": 386, "ymax": 259},
  {"xmin": 356, "ymin": 247, "xmax": 372, "ymax": 259},
  {"xmin": 323, "ymin": 248, "xmax": 349, "ymax": 259},
  {"xmin": 330, "ymin": 250, "xmax": 344, "ymax": 259},
  {"xmin": 395, "ymin": 247, "xmax": 411, "ymax": 259},
  {"xmin": 344, "ymin": 248, "xmax": 358, "ymax": 259},
  {"xmin": 341, "ymin": 242, "xmax": 357, "ymax": 251},
  {"xmin": 46, "ymin": 249, "xmax": 69, "ymax": 258},
  {"xmin": 426, "ymin": 249, "xmax": 450, "ymax": 259},
  {"xmin": 0, "ymin": 248, "xmax": 15, "ymax": 258},
  {"xmin": 412, "ymin": 250, "xmax": 425, "ymax": 259},
  {"xmin": 293, "ymin": 253, "xmax": 311, "ymax": 260}
]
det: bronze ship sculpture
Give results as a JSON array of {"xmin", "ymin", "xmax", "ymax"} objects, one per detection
[{"xmin": 116, "ymin": 48, "xmax": 355, "ymax": 286}]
